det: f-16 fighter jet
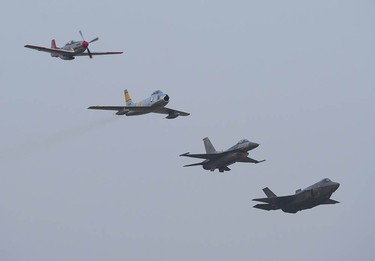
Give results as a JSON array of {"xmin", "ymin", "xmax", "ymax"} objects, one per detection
[
  {"xmin": 253, "ymin": 178, "xmax": 340, "ymax": 213},
  {"xmin": 24, "ymin": 31, "xmax": 123, "ymax": 60},
  {"xmin": 180, "ymin": 137, "xmax": 265, "ymax": 172},
  {"xmin": 88, "ymin": 89, "xmax": 190, "ymax": 119}
]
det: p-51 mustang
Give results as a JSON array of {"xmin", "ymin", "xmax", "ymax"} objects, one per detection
[
  {"xmin": 24, "ymin": 31, "xmax": 123, "ymax": 60},
  {"xmin": 88, "ymin": 89, "xmax": 190, "ymax": 119},
  {"xmin": 180, "ymin": 137, "xmax": 265, "ymax": 172},
  {"xmin": 252, "ymin": 178, "xmax": 340, "ymax": 213}
]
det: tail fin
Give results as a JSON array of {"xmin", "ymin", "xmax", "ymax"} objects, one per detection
[
  {"xmin": 50, "ymin": 39, "xmax": 58, "ymax": 57},
  {"xmin": 203, "ymin": 137, "xmax": 217, "ymax": 153},
  {"xmin": 263, "ymin": 187, "xmax": 277, "ymax": 198},
  {"xmin": 124, "ymin": 89, "xmax": 134, "ymax": 106}
]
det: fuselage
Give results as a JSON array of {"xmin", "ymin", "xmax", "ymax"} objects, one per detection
[
  {"xmin": 281, "ymin": 179, "xmax": 340, "ymax": 213},
  {"xmin": 202, "ymin": 140, "xmax": 259, "ymax": 171},
  {"xmin": 55, "ymin": 40, "xmax": 88, "ymax": 60},
  {"xmin": 117, "ymin": 90, "xmax": 170, "ymax": 116}
]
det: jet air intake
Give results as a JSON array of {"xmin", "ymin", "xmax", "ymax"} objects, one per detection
[{"xmin": 163, "ymin": 95, "xmax": 170, "ymax": 102}]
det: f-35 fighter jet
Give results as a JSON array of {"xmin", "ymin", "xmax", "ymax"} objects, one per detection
[
  {"xmin": 253, "ymin": 178, "xmax": 340, "ymax": 213},
  {"xmin": 88, "ymin": 89, "xmax": 190, "ymax": 119},
  {"xmin": 180, "ymin": 137, "xmax": 265, "ymax": 172}
]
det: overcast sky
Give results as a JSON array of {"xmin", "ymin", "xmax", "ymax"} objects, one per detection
[{"xmin": 1, "ymin": 0, "xmax": 374, "ymax": 260}]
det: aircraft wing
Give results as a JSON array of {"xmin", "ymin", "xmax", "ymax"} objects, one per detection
[
  {"xmin": 321, "ymin": 199, "xmax": 339, "ymax": 204},
  {"xmin": 154, "ymin": 107, "xmax": 190, "ymax": 117},
  {"xmin": 252, "ymin": 195, "xmax": 294, "ymax": 204},
  {"xmin": 24, "ymin": 45, "xmax": 75, "ymax": 55},
  {"xmin": 237, "ymin": 157, "xmax": 266, "ymax": 164},
  {"xmin": 75, "ymin": 52, "xmax": 123, "ymax": 56},
  {"xmin": 180, "ymin": 152, "xmax": 224, "ymax": 160},
  {"xmin": 87, "ymin": 105, "xmax": 151, "ymax": 111},
  {"xmin": 88, "ymin": 106, "xmax": 124, "ymax": 111}
]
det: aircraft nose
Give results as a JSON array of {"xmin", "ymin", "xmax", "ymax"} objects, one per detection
[
  {"xmin": 82, "ymin": 41, "xmax": 89, "ymax": 48},
  {"xmin": 163, "ymin": 95, "xmax": 170, "ymax": 102},
  {"xmin": 334, "ymin": 182, "xmax": 340, "ymax": 190},
  {"xmin": 248, "ymin": 142, "xmax": 260, "ymax": 149}
]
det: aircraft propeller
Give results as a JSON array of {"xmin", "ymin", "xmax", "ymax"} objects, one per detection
[{"xmin": 79, "ymin": 30, "xmax": 99, "ymax": 59}]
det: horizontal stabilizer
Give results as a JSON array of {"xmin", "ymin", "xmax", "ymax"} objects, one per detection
[
  {"xmin": 253, "ymin": 195, "xmax": 293, "ymax": 204},
  {"xmin": 183, "ymin": 162, "xmax": 204, "ymax": 167},
  {"xmin": 253, "ymin": 204, "xmax": 274, "ymax": 211},
  {"xmin": 321, "ymin": 198, "xmax": 339, "ymax": 204}
]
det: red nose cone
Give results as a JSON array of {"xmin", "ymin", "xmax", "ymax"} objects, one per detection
[{"xmin": 82, "ymin": 41, "xmax": 89, "ymax": 48}]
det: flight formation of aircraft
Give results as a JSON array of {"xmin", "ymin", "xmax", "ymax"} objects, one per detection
[{"xmin": 24, "ymin": 31, "xmax": 340, "ymax": 214}]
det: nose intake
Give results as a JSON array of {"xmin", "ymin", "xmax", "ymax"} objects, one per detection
[{"xmin": 163, "ymin": 95, "xmax": 170, "ymax": 102}]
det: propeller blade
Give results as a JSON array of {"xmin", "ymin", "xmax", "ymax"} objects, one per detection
[
  {"xmin": 89, "ymin": 37, "xmax": 99, "ymax": 43},
  {"xmin": 87, "ymin": 47, "xmax": 93, "ymax": 59},
  {"xmin": 79, "ymin": 30, "xmax": 85, "ymax": 41}
]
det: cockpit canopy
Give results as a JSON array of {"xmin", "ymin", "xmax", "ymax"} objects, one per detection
[
  {"xmin": 322, "ymin": 178, "xmax": 332, "ymax": 183},
  {"xmin": 66, "ymin": 40, "xmax": 75, "ymax": 45},
  {"xmin": 237, "ymin": 139, "xmax": 249, "ymax": 144},
  {"xmin": 151, "ymin": 90, "xmax": 163, "ymax": 96}
]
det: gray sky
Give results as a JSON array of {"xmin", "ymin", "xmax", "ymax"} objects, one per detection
[{"xmin": 1, "ymin": 0, "xmax": 374, "ymax": 260}]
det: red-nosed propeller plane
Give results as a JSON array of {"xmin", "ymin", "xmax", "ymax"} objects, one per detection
[{"xmin": 24, "ymin": 31, "xmax": 123, "ymax": 60}]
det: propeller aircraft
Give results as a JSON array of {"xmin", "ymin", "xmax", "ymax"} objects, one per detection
[{"xmin": 24, "ymin": 31, "xmax": 123, "ymax": 60}]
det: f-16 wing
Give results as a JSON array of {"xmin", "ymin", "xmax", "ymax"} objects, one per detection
[
  {"xmin": 179, "ymin": 152, "xmax": 225, "ymax": 160},
  {"xmin": 237, "ymin": 157, "xmax": 266, "ymax": 164},
  {"xmin": 24, "ymin": 45, "xmax": 75, "ymax": 55},
  {"xmin": 75, "ymin": 51, "xmax": 123, "ymax": 56}
]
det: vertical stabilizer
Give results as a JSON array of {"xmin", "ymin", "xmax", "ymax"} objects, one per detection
[
  {"xmin": 203, "ymin": 137, "xmax": 217, "ymax": 153},
  {"xmin": 263, "ymin": 187, "xmax": 277, "ymax": 198},
  {"xmin": 124, "ymin": 89, "xmax": 134, "ymax": 105},
  {"xmin": 50, "ymin": 39, "xmax": 58, "ymax": 57}
]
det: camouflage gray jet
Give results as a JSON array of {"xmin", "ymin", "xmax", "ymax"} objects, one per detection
[
  {"xmin": 24, "ymin": 31, "xmax": 123, "ymax": 60},
  {"xmin": 253, "ymin": 178, "xmax": 340, "ymax": 213},
  {"xmin": 180, "ymin": 137, "xmax": 265, "ymax": 172},
  {"xmin": 88, "ymin": 89, "xmax": 190, "ymax": 119}
]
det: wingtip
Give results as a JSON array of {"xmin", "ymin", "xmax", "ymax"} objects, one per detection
[{"xmin": 179, "ymin": 152, "xmax": 190, "ymax": 157}]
